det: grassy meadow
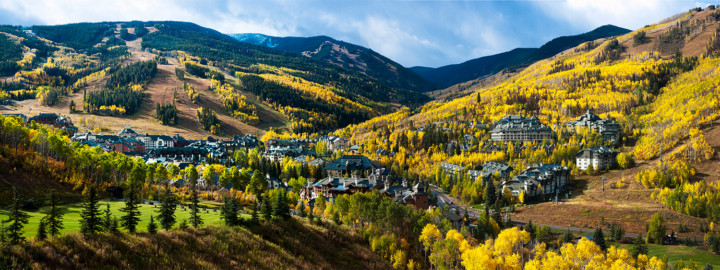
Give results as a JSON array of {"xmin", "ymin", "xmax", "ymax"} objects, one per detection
[{"xmin": 0, "ymin": 199, "xmax": 247, "ymax": 238}]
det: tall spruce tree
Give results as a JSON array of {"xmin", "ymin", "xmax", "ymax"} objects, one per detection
[
  {"xmin": 80, "ymin": 186, "xmax": 103, "ymax": 235},
  {"xmin": 36, "ymin": 219, "xmax": 47, "ymax": 241},
  {"xmin": 120, "ymin": 185, "xmax": 141, "ymax": 233},
  {"xmin": 103, "ymin": 203, "xmax": 112, "ymax": 232},
  {"xmin": 594, "ymin": 227, "xmax": 607, "ymax": 251},
  {"xmin": 45, "ymin": 190, "xmax": 64, "ymax": 237},
  {"xmin": 7, "ymin": 187, "xmax": 30, "ymax": 244},
  {"xmin": 272, "ymin": 189, "xmax": 289, "ymax": 220},
  {"xmin": 221, "ymin": 196, "xmax": 239, "ymax": 226},
  {"xmin": 250, "ymin": 199, "xmax": 259, "ymax": 225},
  {"xmin": 261, "ymin": 195, "xmax": 272, "ymax": 221},
  {"xmin": 484, "ymin": 183, "xmax": 496, "ymax": 216},
  {"xmin": 147, "ymin": 215, "xmax": 158, "ymax": 234},
  {"xmin": 189, "ymin": 185, "xmax": 203, "ymax": 228},
  {"xmin": 157, "ymin": 184, "xmax": 178, "ymax": 230}
]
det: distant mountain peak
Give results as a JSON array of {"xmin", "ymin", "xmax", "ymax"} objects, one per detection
[{"xmin": 231, "ymin": 33, "xmax": 436, "ymax": 92}]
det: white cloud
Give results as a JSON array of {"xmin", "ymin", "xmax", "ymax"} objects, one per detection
[{"xmin": 534, "ymin": 0, "xmax": 699, "ymax": 30}]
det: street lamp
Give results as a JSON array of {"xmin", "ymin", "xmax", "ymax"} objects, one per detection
[{"xmin": 602, "ymin": 176, "xmax": 606, "ymax": 192}]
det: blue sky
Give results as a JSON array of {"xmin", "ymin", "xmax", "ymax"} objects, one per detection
[{"xmin": 0, "ymin": 0, "xmax": 711, "ymax": 67}]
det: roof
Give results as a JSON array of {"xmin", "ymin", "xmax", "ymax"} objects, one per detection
[
  {"xmin": 491, "ymin": 115, "xmax": 551, "ymax": 133},
  {"xmin": 324, "ymin": 155, "xmax": 380, "ymax": 171}
]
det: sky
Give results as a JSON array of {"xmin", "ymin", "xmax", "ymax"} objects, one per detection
[{"xmin": 0, "ymin": 0, "xmax": 713, "ymax": 67}]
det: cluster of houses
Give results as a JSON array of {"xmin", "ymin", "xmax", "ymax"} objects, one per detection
[
  {"xmin": 262, "ymin": 135, "xmax": 351, "ymax": 162},
  {"xmin": 70, "ymin": 125, "xmax": 261, "ymax": 165},
  {"xmin": 300, "ymin": 155, "xmax": 431, "ymax": 209},
  {"xmin": 3, "ymin": 113, "xmax": 79, "ymax": 135}
]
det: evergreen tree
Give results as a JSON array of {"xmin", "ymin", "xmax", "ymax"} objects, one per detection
[
  {"xmin": 103, "ymin": 203, "xmax": 112, "ymax": 232},
  {"xmin": 250, "ymin": 200, "xmax": 259, "ymax": 225},
  {"xmin": 261, "ymin": 195, "xmax": 272, "ymax": 221},
  {"xmin": 178, "ymin": 219, "xmax": 189, "ymax": 230},
  {"xmin": 45, "ymin": 190, "xmax": 64, "ymax": 237},
  {"xmin": 120, "ymin": 185, "xmax": 142, "ymax": 233},
  {"xmin": 562, "ymin": 230, "xmax": 574, "ymax": 244},
  {"xmin": 36, "ymin": 219, "xmax": 47, "ymax": 241},
  {"xmin": 272, "ymin": 189, "xmax": 290, "ymax": 220},
  {"xmin": 484, "ymin": 183, "xmax": 496, "ymax": 216},
  {"xmin": 7, "ymin": 187, "xmax": 30, "ymax": 244},
  {"xmin": 157, "ymin": 184, "xmax": 178, "ymax": 230},
  {"xmin": 491, "ymin": 204, "xmax": 503, "ymax": 229},
  {"xmin": 593, "ymin": 227, "xmax": 607, "ymax": 251},
  {"xmin": 308, "ymin": 204, "xmax": 315, "ymax": 222},
  {"xmin": 525, "ymin": 220, "xmax": 536, "ymax": 241},
  {"xmin": 221, "ymin": 196, "xmax": 239, "ymax": 226},
  {"xmin": 632, "ymin": 234, "xmax": 648, "ymax": 257},
  {"xmin": 80, "ymin": 186, "xmax": 103, "ymax": 235},
  {"xmin": 189, "ymin": 186, "xmax": 203, "ymax": 228},
  {"xmin": 297, "ymin": 201, "xmax": 306, "ymax": 218},
  {"xmin": 147, "ymin": 215, "xmax": 158, "ymax": 234},
  {"xmin": 109, "ymin": 216, "xmax": 119, "ymax": 234},
  {"xmin": 69, "ymin": 99, "xmax": 76, "ymax": 112}
]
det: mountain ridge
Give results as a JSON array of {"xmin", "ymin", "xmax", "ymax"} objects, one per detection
[
  {"xmin": 411, "ymin": 24, "xmax": 631, "ymax": 89},
  {"xmin": 231, "ymin": 33, "xmax": 437, "ymax": 92}
]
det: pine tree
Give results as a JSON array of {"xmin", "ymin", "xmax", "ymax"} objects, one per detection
[
  {"xmin": 484, "ymin": 183, "xmax": 496, "ymax": 216},
  {"xmin": 261, "ymin": 195, "xmax": 272, "ymax": 221},
  {"xmin": 80, "ymin": 186, "xmax": 103, "ymax": 235},
  {"xmin": 296, "ymin": 201, "xmax": 306, "ymax": 217},
  {"xmin": 7, "ymin": 187, "xmax": 30, "ymax": 244},
  {"xmin": 109, "ymin": 216, "xmax": 119, "ymax": 234},
  {"xmin": 120, "ymin": 185, "xmax": 141, "ymax": 233},
  {"xmin": 103, "ymin": 203, "xmax": 112, "ymax": 232},
  {"xmin": 189, "ymin": 186, "xmax": 203, "ymax": 228},
  {"xmin": 34, "ymin": 219, "xmax": 47, "ymax": 242},
  {"xmin": 45, "ymin": 190, "xmax": 64, "ymax": 237},
  {"xmin": 178, "ymin": 219, "xmax": 189, "ymax": 230},
  {"xmin": 221, "ymin": 196, "xmax": 238, "ymax": 226},
  {"xmin": 562, "ymin": 230, "xmax": 574, "ymax": 244},
  {"xmin": 525, "ymin": 220, "xmax": 536, "ymax": 240},
  {"xmin": 147, "ymin": 215, "xmax": 158, "ymax": 234},
  {"xmin": 272, "ymin": 189, "xmax": 290, "ymax": 220},
  {"xmin": 491, "ymin": 204, "xmax": 503, "ymax": 229},
  {"xmin": 157, "ymin": 184, "xmax": 178, "ymax": 230},
  {"xmin": 594, "ymin": 227, "xmax": 607, "ymax": 251},
  {"xmin": 250, "ymin": 200, "xmax": 259, "ymax": 225},
  {"xmin": 632, "ymin": 234, "xmax": 648, "ymax": 257}
]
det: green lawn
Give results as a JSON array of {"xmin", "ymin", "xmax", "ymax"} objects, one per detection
[
  {"xmin": 613, "ymin": 243, "xmax": 720, "ymax": 269},
  {"xmin": 0, "ymin": 200, "xmax": 247, "ymax": 238},
  {"xmin": 471, "ymin": 203, "xmax": 485, "ymax": 210}
]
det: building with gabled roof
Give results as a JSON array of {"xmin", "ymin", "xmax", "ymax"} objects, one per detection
[
  {"xmin": 575, "ymin": 146, "xmax": 618, "ymax": 171},
  {"xmin": 111, "ymin": 138, "xmax": 146, "ymax": 154},
  {"xmin": 117, "ymin": 125, "xmax": 140, "ymax": 138},
  {"xmin": 490, "ymin": 115, "xmax": 553, "ymax": 142},
  {"xmin": 324, "ymin": 155, "xmax": 383, "ymax": 178},
  {"xmin": 138, "ymin": 134, "xmax": 174, "ymax": 150},
  {"xmin": 502, "ymin": 163, "xmax": 569, "ymax": 198},
  {"xmin": 565, "ymin": 109, "xmax": 622, "ymax": 145}
]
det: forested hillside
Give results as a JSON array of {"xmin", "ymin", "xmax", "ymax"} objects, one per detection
[
  {"xmin": 411, "ymin": 25, "xmax": 630, "ymax": 89},
  {"xmin": 335, "ymin": 7, "xmax": 720, "ymax": 240},
  {"xmin": 232, "ymin": 33, "xmax": 437, "ymax": 92},
  {"xmin": 0, "ymin": 21, "xmax": 430, "ymax": 137}
]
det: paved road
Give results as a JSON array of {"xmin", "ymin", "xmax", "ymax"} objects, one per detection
[{"xmin": 430, "ymin": 185, "xmax": 482, "ymax": 218}]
